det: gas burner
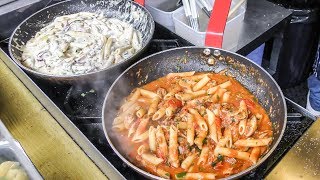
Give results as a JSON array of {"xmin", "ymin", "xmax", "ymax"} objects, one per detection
[{"xmin": 62, "ymin": 81, "xmax": 112, "ymax": 122}]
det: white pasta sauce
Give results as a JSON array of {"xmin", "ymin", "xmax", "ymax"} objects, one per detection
[{"xmin": 22, "ymin": 12, "xmax": 143, "ymax": 75}]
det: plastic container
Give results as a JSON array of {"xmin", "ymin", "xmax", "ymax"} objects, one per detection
[
  {"xmin": 173, "ymin": 0, "xmax": 246, "ymax": 50},
  {"xmin": 145, "ymin": 0, "xmax": 182, "ymax": 32},
  {"xmin": 0, "ymin": 120, "xmax": 43, "ymax": 179}
]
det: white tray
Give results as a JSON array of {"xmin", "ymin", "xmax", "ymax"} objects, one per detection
[
  {"xmin": 173, "ymin": 0, "xmax": 246, "ymax": 50},
  {"xmin": 0, "ymin": 120, "xmax": 43, "ymax": 180},
  {"xmin": 145, "ymin": 0, "xmax": 182, "ymax": 32}
]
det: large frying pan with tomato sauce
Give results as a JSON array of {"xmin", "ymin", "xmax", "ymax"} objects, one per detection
[{"xmin": 102, "ymin": 47, "xmax": 286, "ymax": 179}]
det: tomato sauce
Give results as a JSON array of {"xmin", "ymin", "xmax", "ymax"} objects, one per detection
[{"xmin": 113, "ymin": 72, "xmax": 273, "ymax": 179}]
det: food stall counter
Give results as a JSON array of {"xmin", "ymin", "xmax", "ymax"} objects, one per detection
[{"xmin": 0, "ymin": 51, "xmax": 108, "ymax": 179}]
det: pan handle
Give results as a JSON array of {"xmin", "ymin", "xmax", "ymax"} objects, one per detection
[
  {"xmin": 205, "ymin": 0, "xmax": 231, "ymax": 48},
  {"xmin": 134, "ymin": 0, "xmax": 145, "ymax": 6}
]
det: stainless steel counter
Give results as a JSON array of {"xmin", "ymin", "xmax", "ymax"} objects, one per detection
[{"xmin": 235, "ymin": 0, "xmax": 292, "ymax": 55}]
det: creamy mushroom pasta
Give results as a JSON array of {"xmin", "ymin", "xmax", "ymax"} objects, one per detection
[
  {"xmin": 21, "ymin": 12, "xmax": 142, "ymax": 75},
  {"xmin": 112, "ymin": 71, "xmax": 273, "ymax": 179}
]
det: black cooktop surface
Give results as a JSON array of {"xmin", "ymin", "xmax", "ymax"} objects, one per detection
[{"xmin": 0, "ymin": 3, "xmax": 311, "ymax": 178}]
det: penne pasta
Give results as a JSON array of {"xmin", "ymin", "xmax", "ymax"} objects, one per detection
[
  {"xmin": 152, "ymin": 108, "xmax": 166, "ymax": 120},
  {"xmin": 128, "ymin": 88, "xmax": 141, "ymax": 101},
  {"xmin": 188, "ymin": 108, "xmax": 208, "ymax": 131},
  {"xmin": 149, "ymin": 126, "xmax": 157, "ymax": 152},
  {"xmin": 245, "ymin": 115, "xmax": 258, "ymax": 137},
  {"xmin": 120, "ymin": 101, "xmax": 137, "ymax": 113},
  {"xmin": 214, "ymin": 146, "xmax": 250, "ymax": 161},
  {"xmin": 188, "ymin": 165, "xmax": 195, "ymax": 172},
  {"xmin": 112, "ymin": 122, "xmax": 125, "ymax": 132},
  {"xmin": 141, "ymin": 153, "xmax": 164, "ymax": 166},
  {"xmin": 222, "ymin": 91, "xmax": 231, "ymax": 103},
  {"xmin": 234, "ymin": 138, "xmax": 272, "ymax": 147},
  {"xmin": 187, "ymin": 96, "xmax": 210, "ymax": 107},
  {"xmin": 169, "ymin": 125, "xmax": 179, "ymax": 168},
  {"xmin": 156, "ymin": 126, "xmax": 168, "ymax": 159},
  {"xmin": 175, "ymin": 90, "xmax": 206, "ymax": 101},
  {"xmin": 148, "ymin": 97, "xmax": 160, "ymax": 116},
  {"xmin": 186, "ymin": 114, "xmax": 195, "ymax": 145},
  {"xmin": 177, "ymin": 122, "xmax": 187, "ymax": 129},
  {"xmin": 164, "ymin": 86, "xmax": 182, "ymax": 100},
  {"xmin": 206, "ymin": 109, "xmax": 218, "ymax": 143},
  {"xmin": 156, "ymin": 168, "xmax": 170, "ymax": 179},
  {"xmin": 128, "ymin": 120, "xmax": 140, "ymax": 137},
  {"xmin": 123, "ymin": 114, "xmax": 135, "ymax": 129},
  {"xmin": 224, "ymin": 128, "xmax": 233, "ymax": 148},
  {"xmin": 238, "ymin": 119, "xmax": 247, "ymax": 135},
  {"xmin": 167, "ymin": 71, "xmax": 195, "ymax": 79},
  {"xmin": 217, "ymin": 138, "xmax": 228, "ymax": 147},
  {"xmin": 191, "ymin": 90, "xmax": 207, "ymax": 98},
  {"xmin": 175, "ymin": 93, "xmax": 193, "ymax": 101},
  {"xmin": 112, "ymin": 117, "xmax": 123, "ymax": 126},
  {"xmin": 156, "ymin": 88, "xmax": 167, "ymax": 98},
  {"xmin": 133, "ymin": 117, "xmax": 149, "ymax": 138},
  {"xmin": 179, "ymin": 79, "xmax": 194, "ymax": 90},
  {"xmin": 213, "ymin": 107, "xmax": 221, "ymax": 117},
  {"xmin": 216, "ymin": 88, "xmax": 227, "ymax": 99},
  {"xmin": 194, "ymin": 130, "xmax": 207, "ymax": 149},
  {"xmin": 165, "ymin": 107, "xmax": 175, "ymax": 117},
  {"xmin": 137, "ymin": 97, "xmax": 152, "ymax": 104},
  {"xmin": 113, "ymin": 72, "xmax": 273, "ymax": 179},
  {"xmin": 120, "ymin": 101, "xmax": 138, "ymax": 114},
  {"xmin": 140, "ymin": 88, "xmax": 160, "ymax": 99},
  {"xmin": 193, "ymin": 75, "xmax": 211, "ymax": 91},
  {"xmin": 249, "ymin": 147, "xmax": 261, "ymax": 164},
  {"xmin": 198, "ymin": 145, "xmax": 209, "ymax": 165},
  {"xmin": 132, "ymin": 131, "xmax": 149, "ymax": 143},
  {"xmin": 207, "ymin": 86, "xmax": 220, "ymax": 95},
  {"xmin": 218, "ymin": 80, "xmax": 232, "ymax": 89},
  {"xmin": 136, "ymin": 108, "xmax": 146, "ymax": 118},
  {"xmin": 183, "ymin": 73, "xmax": 208, "ymax": 81},
  {"xmin": 137, "ymin": 144, "xmax": 148, "ymax": 155},
  {"xmin": 181, "ymin": 153, "xmax": 197, "ymax": 170},
  {"xmin": 104, "ymin": 37, "xmax": 113, "ymax": 58}
]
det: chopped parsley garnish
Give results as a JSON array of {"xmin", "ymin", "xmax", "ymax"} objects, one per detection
[
  {"xmin": 165, "ymin": 173, "xmax": 170, "ymax": 177},
  {"xmin": 175, "ymin": 172, "xmax": 187, "ymax": 178},
  {"xmin": 190, "ymin": 144, "xmax": 201, "ymax": 153},
  {"xmin": 202, "ymin": 138, "xmax": 207, "ymax": 144},
  {"xmin": 211, "ymin": 154, "xmax": 224, "ymax": 167},
  {"xmin": 217, "ymin": 154, "xmax": 224, "ymax": 161},
  {"xmin": 211, "ymin": 161, "xmax": 218, "ymax": 167}
]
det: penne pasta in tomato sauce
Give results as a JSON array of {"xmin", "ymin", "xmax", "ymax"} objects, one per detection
[{"xmin": 112, "ymin": 72, "xmax": 273, "ymax": 179}]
